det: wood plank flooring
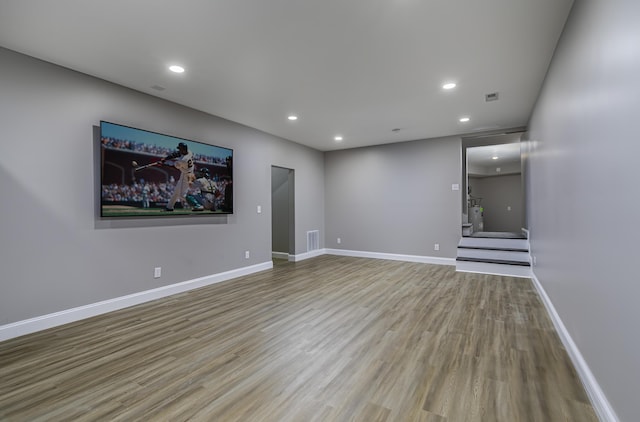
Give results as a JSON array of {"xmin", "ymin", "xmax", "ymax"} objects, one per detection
[{"xmin": 0, "ymin": 256, "xmax": 597, "ymax": 421}]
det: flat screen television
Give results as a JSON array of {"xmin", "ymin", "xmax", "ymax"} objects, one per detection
[{"xmin": 100, "ymin": 121, "xmax": 233, "ymax": 217}]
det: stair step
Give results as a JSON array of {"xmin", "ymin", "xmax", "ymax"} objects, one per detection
[
  {"xmin": 456, "ymin": 257, "xmax": 530, "ymax": 267},
  {"xmin": 458, "ymin": 237, "xmax": 529, "ymax": 252},
  {"xmin": 468, "ymin": 231, "xmax": 526, "ymax": 239},
  {"xmin": 456, "ymin": 260, "xmax": 532, "ymax": 278},
  {"xmin": 456, "ymin": 248, "xmax": 530, "ymax": 265}
]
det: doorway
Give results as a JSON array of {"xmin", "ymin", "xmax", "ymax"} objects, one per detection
[
  {"xmin": 271, "ymin": 166, "xmax": 295, "ymax": 260},
  {"xmin": 462, "ymin": 133, "xmax": 526, "ymax": 237}
]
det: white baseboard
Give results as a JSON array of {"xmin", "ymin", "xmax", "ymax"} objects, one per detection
[
  {"xmin": 289, "ymin": 248, "xmax": 326, "ymax": 262},
  {"xmin": 530, "ymin": 271, "xmax": 619, "ymax": 422},
  {"xmin": 325, "ymin": 248, "xmax": 456, "ymax": 266},
  {"xmin": 271, "ymin": 251, "xmax": 289, "ymax": 260},
  {"xmin": 0, "ymin": 261, "xmax": 273, "ymax": 343}
]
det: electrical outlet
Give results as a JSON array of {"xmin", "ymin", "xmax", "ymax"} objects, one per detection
[
  {"xmin": 154, "ymin": 267, "xmax": 161, "ymax": 278},
  {"xmin": 245, "ymin": 250, "xmax": 250, "ymax": 259},
  {"xmin": 337, "ymin": 237, "xmax": 341, "ymax": 244},
  {"xmin": 434, "ymin": 243, "xmax": 440, "ymax": 251}
]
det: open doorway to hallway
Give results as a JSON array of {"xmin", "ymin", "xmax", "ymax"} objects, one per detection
[
  {"xmin": 462, "ymin": 132, "xmax": 526, "ymax": 239},
  {"xmin": 271, "ymin": 166, "xmax": 295, "ymax": 260},
  {"xmin": 457, "ymin": 132, "xmax": 531, "ymax": 276}
]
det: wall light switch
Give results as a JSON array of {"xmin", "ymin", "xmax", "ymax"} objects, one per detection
[
  {"xmin": 452, "ymin": 184, "xmax": 460, "ymax": 191},
  {"xmin": 257, "ymin": 205, "xmax": 262, "ymax": 214}
]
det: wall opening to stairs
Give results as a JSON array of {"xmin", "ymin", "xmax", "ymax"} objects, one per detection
[
  {"xmin": 461, "ymin": 131, "xmax": 528, "ymax": 238},
  {"xmin": 459, "ymin": 131, "xmax": 531, "ymax": 277}
]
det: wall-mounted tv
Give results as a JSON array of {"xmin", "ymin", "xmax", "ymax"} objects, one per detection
[{"xmin": 100, "ymin": 121, "xmax": 233, "ymax": 217}]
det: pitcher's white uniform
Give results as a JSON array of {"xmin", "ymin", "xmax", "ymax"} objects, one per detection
[{"xmin": 165, "ymin": 146, "xmax": 194, "ymax": 210}]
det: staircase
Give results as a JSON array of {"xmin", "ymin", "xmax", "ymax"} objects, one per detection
[{"xmin": 456, "ymin": 233, "xmax": 531, "ymax": 278}]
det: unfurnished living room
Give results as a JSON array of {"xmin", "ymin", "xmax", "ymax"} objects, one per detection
[{"xmin": 0, "ymin": 1, "xmax": 638, "ymax": 421}]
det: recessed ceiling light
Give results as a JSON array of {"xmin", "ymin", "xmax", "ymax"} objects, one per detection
[
  {"xmin": 334, "ymin": 136, "xmax": 343, "ymax": 142},
  {"xmin": 169, "ymin": 65, "xmax": 185, "ymax": 73},
  {"xmin": 492, "ymin": 156, "xmax": 499, "ymax": 160},
  {"xmin": 443, "ymin": 82, "xmax": 456, "ymax": 90},
  {"xmin": 459, "ymin": 117, "xmax": 470, "ymax": 122},
  {"xmin": 288, "ymin": 115, "xmax": 298, "ymax": 121}
]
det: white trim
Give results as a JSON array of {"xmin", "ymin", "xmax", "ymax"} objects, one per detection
[
  {"xmin": 289, "ymin": 248, "xmax": 325, "ymax": 262},
  {"xmin": 271, "ymin": 251, "xmax": 289, "ymax": 260},
  {"xmin": 325, "ymin": 248, "xmax": 456, "ymax": 266},
  {"xmin": 290, "ymin": 248, "xmax": 456, "ymax": 266},
  {"xmin": 457, "ymin": 237, "xmax": 529, "ymax": 251},
  {"xmin": 530, "ymin": 271, "xmax": 619, "ymax": 422},
  {"xmin": 0, "ymin": 261, "xmax": 273, "ymax": 342},
  {"xmin": 456, "ymin": 248, "xmax": 530, "ymax": 263},
  {"xmin": 455, "ymin": 260, "xmax": 532, "ymax": 278}
]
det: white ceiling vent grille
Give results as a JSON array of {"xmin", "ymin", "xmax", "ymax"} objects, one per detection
[
  {"xmin": 485, "ymin": 92, "xmax": 499, "ymax": 102},
  {"xmin": 307, "ymin": 230, "xmax": 320, "ymax": 252}
]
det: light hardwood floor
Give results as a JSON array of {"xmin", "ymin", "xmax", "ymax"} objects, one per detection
[{"xmin": 0, "ymin": 256, "xmax": 597, "ymax": 421}]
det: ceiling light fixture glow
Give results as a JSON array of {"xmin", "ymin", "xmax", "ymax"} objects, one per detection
[
  {"xmin": 443, "ymin": 82, "xmax": 456, "ymax": 90},
  {"xmin": 288, "ymin": 115, "xmax": 298, "ymax": 121},
  {"xmin": 459, "ymin": 117, "xmax": 470, "ymax": 122},
  {"xmin": 169, "ymin": 65, "xmax": 185, "ymax": 73},
  {"xmin": 492, "ymin": 156, "xmax": 499, "ymax": 160},
  {"xmin": 334, "ymin": 136, "xmax": 343, "ymax": 142}
]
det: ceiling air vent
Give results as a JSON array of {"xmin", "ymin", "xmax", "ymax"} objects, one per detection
[{"xmin": 485, "ymin": 92, "xmax": 499, "ymax": 102}]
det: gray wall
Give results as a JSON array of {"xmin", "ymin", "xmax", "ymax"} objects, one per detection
[
  {"xmin": 0, "ymin": 47, "xmax": 324, "ymax": 325},
  {"xmin": 469, "ymin": 174, "xmax": 523, "ymax": 232},
  {"xmin": 526, "ymin": 0, "xmax": 640, "ymax": 420},
  {"xmin": 325, "ymin": 137, "xmax": 462, "ymax": 257}
]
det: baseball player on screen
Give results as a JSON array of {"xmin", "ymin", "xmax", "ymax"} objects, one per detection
[
  {"xmin": 186, "ymin": 168, "xmax": 220, "ymax": 211},
  {"xmin": 162, "ymin": 142, "xmax": 196, "ymax": 211}
]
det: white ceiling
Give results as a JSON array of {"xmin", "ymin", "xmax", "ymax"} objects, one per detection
[
  {"xmin": 0, "ymin": 0, "xmax": 573, "ymax": 151},
  {"xmin": 467, "ymin": 143, "xmax": 521, "ymax": 168}
]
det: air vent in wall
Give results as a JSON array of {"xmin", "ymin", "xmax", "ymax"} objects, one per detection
[
  {"xmin": 485, "ymin": 92, "xmax": 499, "ymax": 102},
  {"xmin": 307, "ymin": 230, "xmax": 320, "ymax": 252}
]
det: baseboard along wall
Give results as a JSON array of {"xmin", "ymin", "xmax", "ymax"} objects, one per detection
[
  {"xmin": 0, "ymin": 261, "xmax": 273, "ymax": 342},
  {"xmin": 529, "ymin": 272, "xmax": 619, "ymax": 422},
  {"xmin": 323, "ymin": 248, "xmax": 456, "ymax": 266}
]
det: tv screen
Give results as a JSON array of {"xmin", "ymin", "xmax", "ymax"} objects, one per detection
[{"xmin": 100, "ymin": 121, "xmax": 233, "ymax": 217}]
